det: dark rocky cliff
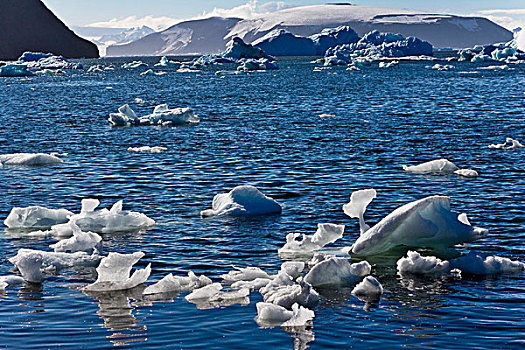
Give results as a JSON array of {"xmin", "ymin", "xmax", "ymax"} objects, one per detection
[{"xmin": 0, "ymin": 0, "xmax": 99, "ymax": 60}]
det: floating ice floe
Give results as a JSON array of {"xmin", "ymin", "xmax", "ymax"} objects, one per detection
[
  {"xmin": 154, "ymin": 56, "xmax": 179, "ymax": 67},
  {"xmin": 83, "ymin": 252, "xmax": 151, "ymax": 292},
  {"xmin": 256, "ymin": 302, "xmax": 315, "ymax": 327},
  {"xmin": 308, "ymin": 253, "xmax": 335, "ymax": 267},
  {"xmin": 454, "ymin": 169, "xmax": 479, "ymax": 178},
  {"xmin": 221, "ymin": 266, "xmax": 271, "ymax": 282},
  {"xmin": 0, "ymin": 153, "xmax": 63, "ymax": 166},
  {"xmin": 318, "ymin": 113, "xmax": 336, "ymax": 118},
  {"xmin": 396, "ymin": 251, "xmax": 450, "ymax": 275},
  {"xmin": 450, "ymin": 252, "xmax": 525, "ymax": 275},
  {"xmin": 478, "ymin": 65, "xmax": 512, "ymax": 70},
  {"xmin": 0, "ymin": 64, "xmax": 35, "ymax": 77},
  {"xmin": 200, "ymin": 185, "xmax": 282, "ymax": 218},
  {"xmin": 109, "ymin": 104, "xmax": 200, "ymax": 127},
  {"xmin": 231, "ymin": 278, "xmax": 271, "ymax": 290},
  {"xmin": 237, "ymin": 58, "xmax": 279, "ymax": 71},
  {"xmin": 304, "ymin": 257, "xmax": 371, "ymax": 288},
  {"xmin": 0, "ymin": 276, "xmax": 25, "ymax": 289},
  {"xmin": 87, "ymin": 65, "xmax": 105, "ymax": 74},
  {"xmin": 143, "ymin": 271, "xmax": 212, "ymax": 295},
  {"xmin": 261, "ymin": 276, "xmax": 319, "ymax": 309},
  {"xmin": 140, "ymin": 69, "xmax": 167, "ymax": 76},
  {"xmin": 185, "ymin": 283, "xmax": 250, "ymax": 309},
  {"xmin": 428, "ymin": 64, "xmax": 454, "ymax": 71},
  {"xmin": 458, "ymin": 38, "xmax": 525, "ymax": 63},
  {"xmin": 20, "ymin": 52, "xmax": 82, "ymax": 70},
  {"xmin": 10, "ymin": 248, "xmax": 102, "ymax": 272},
  {"xmin": 278, "ymin": 223, "xmax": 345, "ymax": 257},
  {"xmin": 402, "ymin": 159, "xmax": 459, "ymax": 174},
  {"xmin": 49, "ymin": 223, "xmax": 102, "ymax": 254},
  {"xmin": 280, "ymin": 262, "xmax": 305, "ymax": 280},
  {"xmin": 12, "ymin": 251, "xmax": 44, "ymax": 283},
  {"xmin": 121, "ymin": 61, "xmax": 148, "ymax": 69},
  {"xmin": 351, "ymin": 276, "xmax": 383, "ymax": 299},
  {"xmin": 128, "ymin": 146, "xmax": 167, "ymax": 153},
  {"xmin": 184, "ymin": 283, "xmax": 223, "ymax": 301},
  {"xmin": 4, "ymin": 206, "xmax": 72, "ymax": 229},
  {"xmin": 488, "ymin": 137, "xmax": 524, "ymax": 149},
  {"xmin": 378, "ymin": 60, "xmax": 398, "ymax": 68},
  {"xmin": 68, "ymin": 199, "xmax": 155, "ymax": 234},
  {"xmin": 344, "ymin": 189, "xmax": 488, "ymax": 256}
]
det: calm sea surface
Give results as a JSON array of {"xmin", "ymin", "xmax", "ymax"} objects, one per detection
[{"xmin": 0, "ymin": 57, "xmax": 524, "ymax": 349}]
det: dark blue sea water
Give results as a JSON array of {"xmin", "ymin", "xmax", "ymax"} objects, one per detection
[{"xmin": 0, "ymin": 57, "xmax": 524, "ymax": 349}]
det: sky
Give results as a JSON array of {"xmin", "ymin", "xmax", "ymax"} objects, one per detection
[{"xmin": 43, "ymin": 0, "xmax": 525, "ymax": 31}]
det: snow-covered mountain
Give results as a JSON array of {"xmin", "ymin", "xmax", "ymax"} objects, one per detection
[
  {"xmin": 106, "ymin": 4, "xmax": 513, "ymax": 57},
  {"xmin": 73, "ymin": 26, "xmax": 155, "ymax": 56}
]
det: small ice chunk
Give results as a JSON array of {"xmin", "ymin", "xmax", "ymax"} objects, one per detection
[
  {"xmin": 83, "ymin": 252, "xmax": 151, "ymax": 292},
  {"xmin": 178, "ymin": 271, "xmax": 212, "ymax": 291},
  {"xmin": 155, "ymin": 56, "xmax": 179, "ymax": 67},
  {"xmin": 308, "ymin": 253, "xmax": 335, "ymax": 267},
  {"xmin": 128, "ymin": 146, "xmax": 167, "ymax": 153},
  {"xmin": 143, "ymin": 273, "xmax": 181, "ymax": 295},
  {"xmin": 108, "ymin": 104, "xmax": 139, "ymax": 126},
  {"xmin": 402, "ymin": 159, "xmax": 459, "ymax": 174},
  {"xmin": 4, "ymin": 206, "xmax": 72, "ymax": 229},
  {"xmin": 260, "ymin": 272, "xmax": 294, "ymax": 295},
  {"xmin": 13, "ymin": 252, "xmax": 44, "ymax": 283},
  {"xmin": 378, "ymin": 60, "xmax": 398, "ymax": 68},
  {"xmin": 262, "ymin": 280, "xmax": 319, "ymax": 309},
  {"xmin": 121, "ymin": 61, "xmax": 148, "ymax": 69},
  {"xmin": 0, "ymin": 153, "xmax": 63, "ymax": 166},
  {"xmin": 0, "ymin": 275, "xmax": 25, "ymax": 287},
  {"xmin": 450, "ymin": 252, "xmax": 525, "ymax": 275},
  {"xmin": 185, "ymin": 283, "xmax": 222, "ymax": 301},
  {"xmin": 231, "ymin": 278, "xmax": 271, "ymax": 290},
  {"xmin": 10, "ymin": 249, "xmax": 101, "ymax": 271},
  {"xmin": 396, "ymin": 251, "xmax": 450, "ymax": 275},
  {"xmin": 281, "ymin": 303, "xmax": 315, "ymax": 327},
  {"xmin": 221, "ymin": 266, "xmax": 271, "ymax": 282},
  {"xmin": 488, "ymin": 137, "xmax": 524, "ymax": 149},
  {"xmin": 140, "ymin": 104, "xmax": 200, "ymax": 126},
  {"xmin": 304, "ymin": 257, "xmax": 371, "ymax": 287},
  {"xmin": 280, "ymin": 262, "xmax": 305, "ymax": 279},
  {"xmin": 0, "ymin": 281, "xmax": 6, "ymax": 289},
  {"xmin": 343, "ymin": 189, "xmax": 376, "ymax": 234},
  {"xmin": 278, "ymin": 223, "xmax": 344, "ymax": 257},
  {"xmin": 454, "ymin": 169, "xmax": 479, "ymax": 178},
  {"xmin": 351, "ymin": 276, "xmax": 383, "ymax": 297},
  {"xmin": 201, "ymin": 185, "xmax": 282, "ymax": 217},
  {"xmin": 140, "ymin": 69, "xmax": 166, "ymax": 76},
  {"xmin": 256, "ymin": 302, "xmax": 314, "ymax": 327},
  {"xmin": 209, "ymin": 287, "xmax": 250, "ymax": 302},
  {"xmin": 49, "ymin": 223, "xmax": 102, "ymax": 254}
]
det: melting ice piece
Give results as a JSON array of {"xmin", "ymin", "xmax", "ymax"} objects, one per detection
[
  {"xmin": 347, "ymin": 191, "xmax": 488, "ymax": 256},
  {"xmin": 304, "ymin": 258, "xmax": 371, "ymax": 288},
  {"xmin": 343, "ymin": 189, "xmax": 376, "ymax": 234},
  {"xmin": 4, "ymin": 206, "xmax": 73, "ymax": 229},
  {"xmin": 185, "ymin": 283, "xmax": 222, "ymax": 301},
  {"xmin": 256, "ymin": 302, "xmax": 314, "ymax": 327},
  {"xmin": 262, "ymin": 279, "xmax": 320, "ymax": 309},
  {"xmin": 231, "ymin": 277, "xmax": 271, "ymax": 290},
  {"xmin": 83, "ymin": 252, "xmax": 151, "ymax": 292},
  {"xmin": 351, "ymin": 276, "xmax": 383, "ymax": 298},
  {"xmin": 402, "ymin": 159, "xmax": 459, "ymax": 174},
  {"xmin": 308, "ymin": 253, "xmax": 335, "ymax": 267},
  {"xmin": 108, "ymin": 104, "xmax": 139, "ymax": 126},
  {"xmin": 0, "ymin": 275, "xmax": 25, "ymax": 288},
  {"xmin": 0, "ymin": 153, "xmax": 62, "ymax": 166},
  {"xmin": 143, "ymin": 273, "xmax": 181, "ymax": 295},
  {"xmin": 454, "ymin": 169, "xmax": 479, "ymax": 178},
  {"xmin": 200, "ymin": 185, "xmax": 282, "ymax": 218},
  {"xmin": 278, "ymin": 223, "xmax": 345, "ymax": 257},
  {"xmin": 488, "ymin": 137, "xmax": 524, "ymax": 149},
  {"xmin": 396, "ymin": 251, "xmax": 450, "ymax": 275},
  {"xmin": 221, "ymin": 267, "xmax": 271, "ymax": 282},
  {"xmin": 121, "ymin": 61, "xmax": 148, "ymax": 69},
  {"xmin": 450, "ymin": 252, "xmax": 525, "ymax": 275},
  {"xmin": 49, "ymin": 223, "xmax": 102, "ymax": 254},
  {"xmin": 154, "ymin": 56, "xmax": 179, "ymax": 67},
  {"xmin": 10, "ymin": 249, "xmax": 101, "ymax": 271},
  {"xmin": 69, "ymin": 199, "xmax": 155, "ymax": 234},
  {"xmin": 128, "ymin": 146, "xmax": 167, "ymax": 153},
  {"xmin": 13, "ymin": 252, "xmax": 44, "ymax": 283},
  {"xmin": 138, "ymin": 104, "xmax": 200, "ymax": 126},
  {"xmin": 280, "ymin": 262, "xmax": 305, "ymax": 280},
  {"xmin": 140, "ymin": 69, "xmax": 167, "ymax": 76},
  {"xmin": 378, "ymin": 60, "xmax": 399, "ymax": 68}
]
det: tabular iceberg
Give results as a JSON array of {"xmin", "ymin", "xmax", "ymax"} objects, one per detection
[
  {"xmin": 345, "ymin": 190, "xmax": 488, "ymax": 256},
  {"xmin": 402, "ymin": 159, "xmax": 459, "ymax": 174},
  {"xmin": 200, "ymin": 185, "xmax": 282, "ymax": 217},
  {"xmin": 304, "ymin": 258, "xmax": 371, "ymax": 287},
  {"xmin": 278, "ymin": 223, "xmax": 345, "ymax": 257},
  {"xmin": 0, "ymin": 153, "xmax": 63, "ymax": 166},
  {"xmin": 4, "ymin": 206, "xmax": 72, "ymax": 229},
  {"xmin": 83, "ymin": 252, "xmax": 151, "ymax": 292},
  {"xmin": 253, "ymin": 29, "xmax": 317, "ymax": 56}
]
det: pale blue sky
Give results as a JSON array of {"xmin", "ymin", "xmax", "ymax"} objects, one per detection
[{"xmin": 43, "ymin": 0, "xmax": 525, "ymax": 30}]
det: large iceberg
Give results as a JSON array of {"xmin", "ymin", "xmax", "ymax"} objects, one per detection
[
  {"xmin": 4, "ymin": 206, "xmax": 72, "ymax": 229},
  {"xmin": 18, "ymin": 52, "xmax": 82, "ymax": 69},
  {"xmin": 303, "ymin": 257, "xmax": 371, "ymax": 288},
  {"xmin": 67, "ymin": 199, "xmax": 155, "ymax": 234},
  {"xmin": 345, "ymin": 190, "xmax": 488, "ymax": 256},
  {"xmin": 0, "ymin": 64, "xmax": 35, "ymax": 77},
  {"xmin": 0, "ymin": 153, "xmax": 63, "ymax": 166},
  {"xmin": 450, "ymin": 252, "xmax": 525, "ymax": 275},
  {"xmin": 309, "ymin": 26, "xmax": 359, "ymax": 55},
  {"xmin": 109, "ymin": 104, "xmax": 200, "ymax": 127},
  {"xmin": 278, "ymin": 223, "xmax": 345, "ymax": 257},
  {"xmin": 200, "ymin": 185, "xmax": 282, "ymax": 217},
  {"xmin": 458, "ymin": 35, "xmax": 525, "ymax": 63},
  {"xmin": 253, "ymin": 29, "xmax": 317, "ymax": 56},
  {"xmin": 83, "ymin": 252, "xmax": 151, "ymax": 292}
]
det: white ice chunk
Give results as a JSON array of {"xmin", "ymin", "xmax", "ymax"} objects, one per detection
[
  {"xmin": 0, "ymin": 275, "xmax": 25, "ymax": 287},
  {"xmin": 128, "ymin": 146, "xmax": 167, "ymax": 153},
  {"xmin": 10, "ymin": 249, "xmax": 101, "ymax": 272},
  {"xmin": 351, "ymin": 276, "xmax": 383, "ymax": 297},
  {"xmin": 121, "ymin": 61, "xmax": 148, "ymax": 69},
  {"xmin": 69, "ymin": 199, "xmax": 155, "ymax": 233},
  {"xmin": 256, "ymin": 302, "xmax": 293, "ymax": 323},
  {"xmin": 140, "ymin": 104, "xmax": 200, "ymax": 126},
  {"xmin": 108, "ymin": 104, "xmax": 139, "ymax": 126},
  {"xmin": 402, "ymin": 159, "xmax": 459, "ymax": 174},
  {"xmin": 177, "ymin": 271, "xmax": 212, "ymax": 291},
  {"xmin": 378, "ymin": 60, "xmax": 398, "ymax": 68},
  {"xmin": 488, "ymin": 137, "xmax": 524, "ymax": 149},
  {"xmin": 221, "ymin": 266, "xmax": 271, "ymax": 282},
  {"xmin": 304, "ymin": 257, "xmax": 371, "ymax": 287},
  {"xmin": 49, "ymin": 223, "xmax": 102, "ymax": 254},
  {"xmin": 201, "ymin": 185, "xmax": 282, "ymax": 217},
  {"xmin": 0, "ymin": 153, "xmax": 63, "ymax": 166},
  {"xmin": 231, "ymin": 278, "xmax": 271, "ymax": 290},
  {"xmin": 278, "ymin": 223, "xmax": 344, "ymax": 257},
  {"xmin": 450, "ymin": 252, "xmax": 525, "ymax": 275},
  {"xmin": 343, "ymin": 189, "xmax": 376, "ymax": 234},
  {"xmin": 209, "ymin": 287, "xmax": 250, "ymax": 302},
  {"xmin": 0, "ymin": 281, "xmax": 6, "ymax": 289},
  {"xmin": 4, "ymin": 206, "xmax": 72, "ymax": 229},
  {"xmin": 348, "ymin": 191, "xmax": 488, "ymax": 256},
  {"xmin": 308, "ymin": 253, "xmax": 335, "ymax": 267},
  {"xmin": 185, "ymin": 283, "xmax": 222, "ymax": 301},
  {"xmin": 83, "ymin": 252, "xmax": 151, "ymax": 292},
  {"xmin": 396, "ymin": 251, "xmax": 450, "ymax": 275},
  {"xmin": 140, "ymin": 69, "xmax": 167, "ymax": 76},
  {"xmin": 454, "ymin": 169, "xmax": 479, "ymax": 178},
  {"xmin": 281, "ymin": 303, "xmax": 315, "ymax": 327},
  {"xmin": 280, "ymin": 262, "xmax": 305, "ymax": 279},
  {"xmin": 12, "ymin": 252, "xmax": 44, "ymax": 283},
  {"xmin": 262, "ymin": 280, "xmax": 320, "ymax": 309},
  {"xmin": 260, "ymin": 272, "xmax": 294, "ymax": 295},
  {"xmin": 143, "ymin": 273, "xmax": 182, "ymax": 295}
]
